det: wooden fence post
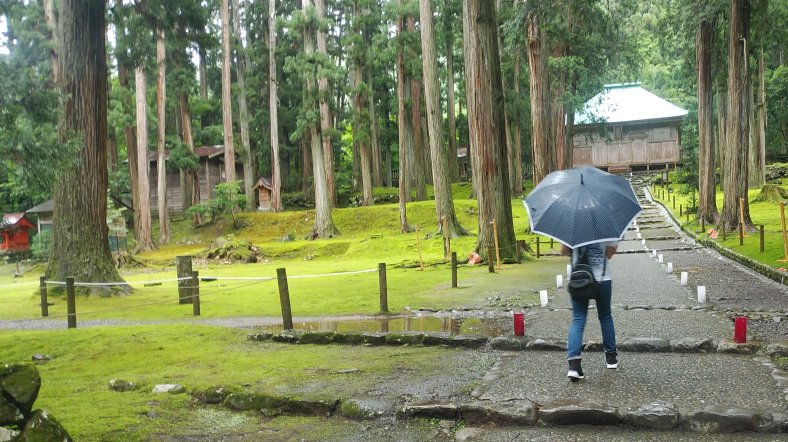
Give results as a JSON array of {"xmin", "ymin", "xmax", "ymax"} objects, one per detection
[
  {"xmin": 378, "ymin": 263, "xmax": 388, "ymax": 313},
  {"xmin": 39, "ymin": 276, "xmax": 48, "ymax": 317},
  {"xmin": 536, "ymin": 237, "xmax": 541, "ymax": 258},
  {"xmin": 66, "ymin": 277, "xmax": 76, "ymax": 329},
  {"xmin": 176, "ymin": 255, "xmax": 193, "ymax": 305},
  {"xmin": 192, "ymin": 271, "xmax": 200, "ymax": 316},
  {"xmin": 276, "ymin": 268, "xmax": 294, "ymax": 330},
  {"xmin": 680, "ymin": 204, "xmax": 682, "ymax": 217},
  {"xmin": 451, "ymin": 252, "xmax": 458, "ymax": 288}
]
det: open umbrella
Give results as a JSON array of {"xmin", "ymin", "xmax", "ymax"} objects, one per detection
[{"xmin": 523, "ymin": 166, "xmax": 642, "ymax": 248}]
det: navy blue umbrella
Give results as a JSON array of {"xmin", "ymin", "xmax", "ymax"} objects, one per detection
[{"xmin": 523, "ymin": 166, "xmax": 642, "ymax": 248}]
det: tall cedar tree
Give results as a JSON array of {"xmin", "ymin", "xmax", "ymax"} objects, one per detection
[
  {"xmin": 444, "ymin": 0, "xmax": 460, "ymax": 182},
  {"xmin": 221, "ymin": 0, "xmax": 237, "ymax": 183},
  {"xmin": 134, "ymin": 65, "xmax": 155, "ymax": 252},
  {"xmin": 47, "ymin": 0, "xmax": 126, "ymax": 288},
  {"xmin": 419, "ymin": 0, "xmax": 467, "ymax": 238},
  {"xmin": 696, "ymin": 18, "xmax": 718, "ymax": 224},
  {"xmin": 269, "ymin": 0, "xmax": 283, "ymax": 211},
  {"xmin": 396, "ymin": 0, "xmax": 412, "ymax": 233},
  {"xmin": 155, "ymin": 29, "xmax": 170, "ymax": 244},
  {"xmin": 315, "ymin": 0, "xmax": 336, "ymax": 207},
  {"xmin": 722, "ymin": 0, "xmax": 753, "ymax": 231},
  {"xmin": 526, "ymin": 8, "xmax": 551, "ymax": 186},
  {"xmin": 233, "ymin": 0, "xmax": 257, "ymax": 207},
  {"xmin": 462, "ymin": 0, "xmax": 518, "ymax": 259}
]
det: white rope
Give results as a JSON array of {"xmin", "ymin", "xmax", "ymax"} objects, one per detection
[
  {"xmin": 287, "ymin": 268, "xmax": 377, "ymax": 279},
  {"xmin": 43, "ymin": 277, "xmax": 192, "ymax": 287},
  {"xmin": 198, "ymin": 276, "xmax": 275, "ymax": 282},
  {"xmin": 0, "ymin": 281, "xmax": 40, "ymax": 288}
]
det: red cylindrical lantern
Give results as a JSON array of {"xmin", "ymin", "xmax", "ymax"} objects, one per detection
[
  {"xmin": 513, "ymin": 312, "xmax": 524, "ymax": 336},
  {"xmin": 734, "ymin": 316, "xmax": 747, "ymax": 343}
]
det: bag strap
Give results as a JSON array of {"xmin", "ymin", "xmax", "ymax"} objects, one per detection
[{"xmin": 575, "ymin": 246, "xmax": 607, "ymax": 278}]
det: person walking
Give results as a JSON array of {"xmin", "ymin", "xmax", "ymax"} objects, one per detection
[{"xmin": 561, "ymin": 241, "xmax": 619, "ymax": 380}]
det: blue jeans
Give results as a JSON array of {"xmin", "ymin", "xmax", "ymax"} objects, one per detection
[{"xmin": 567, "ymin": 280, "xmax": 616, "ymax": 359}]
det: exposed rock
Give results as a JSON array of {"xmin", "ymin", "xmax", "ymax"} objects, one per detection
[
  {"xmin": 454, "ymin": 427, "xmax": 482, "ymax": 442},
  {"xmin": 22, "ymin": 409, "xmax": 73, "ymax": 442},
  {"xmin": 766, "ymin": 341, "xmax": 788, "ymax": 358},
  {"xmin": 459, "ymin": 399, "xmax": 538, "ymax": 426},
  {"xmin": 421, "ymin": 334, "xmax": 455, "ymax": 347},
  {"xmin": 397, "ymin": 401, "xmax": 459, "ymax": 420},
  {"xmin": 224, "ymin": 391, "xmax": 287, "ymax": 411},
  {"xmin": 384, "ymin": 333, "xmax": 425, "ymax": 346},
  {"xmin": 0, "ymin": 395, "xmax": 22, "ymax": 426},
  {"xmin": 0, "ymin": 363, "xmax": 41, "ymax": 416},
  {"xmin": 338, "ymin": 398, "xmax": 391, "ymax": 419},
  {"xmin": 527, "ymin": 338, "xmax": 567, "ymax": 351},
  {"xmin": 283, "ymin": 396, "xmax": 339, "ymax": 416},
  {"xmin": 583, "ymin": 341, "xmax": 604, "ymax": 352},
  {"xmin": 538, "ymin": 400, "xmax": 621, "ymax": 426},
  {"xmin": 489, "ymin": 336, "xmax": 529, "ymax": 351},
  {"xmin": 687, "ymin": 406, "xmax": 774, "ymax": 433},
  {"xmin": 193, "ymin": 385, "xmax": 233, "ymax": 404},
  {"xmin": 152, "ymin": 384, "xmax": 185, "ymax": 394},
  {"xmin": 0, "ymin": 426, "xmax": 19, "ymax": 442},
  {"xmin": 618, "ymin": 337, "xmax": 670, "ymax": 352},
  {"xmin": 716, "ymin": 339, "xmax": 762, "ymax": 355},
  {"xmin": 670, "ymin": 338, "xmax": 717, "ymax": 353},
  {"xmin": 450, "ymin": 335, "xmax": 487, "ymax": 348},
  {"xmin": 247, "ymin": 332, "xmax": 273, "ymax": 342},
  {"xmin": 272, "ymin": 331, "xmax": 302, "ymax": 344},
  {"xmin": 30, "ymin": 355, "xmax": 51, "ymax": 365},
  {"xmin": 298, "ymin": 331, "xmax": 336, "ymax": 345},
  {"xmin": 108, "ymin": 379, "xmax": 137, "ymax": 392},
  {"xmin": 626, "ymin": 400, "xmax": 680, "ymax": 430}
]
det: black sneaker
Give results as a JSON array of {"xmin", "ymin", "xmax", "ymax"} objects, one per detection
[
  {"xmin": 567, "ymin": 359, "xmax": 584, "ymax": 380},
  {"xmin": 606, "ymin": 352, "xmax": 618, "ymax": 369}
]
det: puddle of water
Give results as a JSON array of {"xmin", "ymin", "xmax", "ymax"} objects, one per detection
[{"xmin": 259, "ymin": 315, "xmax": 510, "ymax": 337}]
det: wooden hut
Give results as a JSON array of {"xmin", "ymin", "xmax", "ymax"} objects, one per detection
[
  {"xmin": 572, "ymin": 83, "xmax": 688, "ymax": 173},
  {"xmin": 252, "ymin": 177, "xmax": 274, "ymax": 211},
  {"xmin": 149, "ymin": 146, "xmax": 245, "ymax": 214},
  {"xmin": 25, "ymin": 200, "xmax": 54, "ymax": 233},
  {"xmin": 0, "ymin": 213, "xmax": 36, "ymax": 252}
]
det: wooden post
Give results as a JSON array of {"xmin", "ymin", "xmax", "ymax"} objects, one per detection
[
  {"xmin": 451, "ymin": 252, "xmax": 457, "ymax": 288},
  {"xmin": 176, "ymin": 255, "xmax": 193, "ymax": 305},
  {"xmin": 66, "ymin": 277, "xmax": 76, "ymax": 329},
  {"xmin": 378, "ymin": 263, "xmax": 388, "ymax": 313},
  {"xmin": 276, "ymin": 268, "xmax": 294, "ymax": 330},
  {"xmin": 550, "ymin": 238, "xmax": 554, "ymax": 249},
  {"xmin": 536, "ymin": 237, "xmax": 541, "ymax": 258},
  {"xmin": 672, "ymin": 196, "xmax": 676, "ymax": 209},
  {"xmin": 781, "ymin": 201, "xmax": 788, "ymax": 261},
  {"xmin": 492, "ymin": 218, "xmax": 501, "ymax": 270},
  {"xmin": 760, "ymin": 225, "xmax": 765, "ymax": 253},
  {"xmin": 680, "ymin": 204, "xmax": 682, "ymax": 217},
  {"xmin": 192, "ymin": 271, "xmax": 200, "ymax": 316},
  {"xmin": 415, "ymin": 226, "xmax": 424, "ymax": 271},
  {"xmin": 487, "ymin": 245, "xmax": 495, "ymax": 273},
  {"xmin": 39, "ymin": 276, "xmax": 48, "ymax": 317}
]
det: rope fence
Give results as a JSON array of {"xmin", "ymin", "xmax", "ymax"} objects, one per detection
[{"xmin": 1, "ymin": 241, "xmax": 542, "ymax": 330}]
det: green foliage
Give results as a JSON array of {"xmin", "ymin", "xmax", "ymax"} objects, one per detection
[
  {"xmin": 166, "ymin": 142, "xmax": 200, "ymax": 172},
  {"xmin": 186, "ymin": 182, "xmax": 247, "ymax": 228},
  {"xmin": 30, "ymin": 229, "xmax": 52, "ymax": 262}
]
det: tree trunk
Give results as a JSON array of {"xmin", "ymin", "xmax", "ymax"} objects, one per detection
[
  {"xmin": 233, "ymin": 0, "xmax": 256, "ymax": 208},
  {"xmin": 722, "ymin": 0, "xmax": 753, "ymax": 231},
  {"xmin": 118, "ymin": 63, "xmax": 140, "ymax": 244},
  {"xmin": 396, "ymin": 3, "xmax": 412, "ymax": 233},
  {"xmin": 42, "ymin": 0, "xmax": 59, "ymax": 85},
  {"xmin": 353, "ymin": 2, "xmax": 373, "ymax": 206},
  {"xmin": 420, "ymin": 0, "xmax": 467, "ymax": 238},
  {"xmin": 444, "ymin": 0, "xmax": 459, "ymax": 182},
  {"xmin": 304, "ymin": 0, "xmax": 339, "ymax": 239},
  {"xmin": 369, "ymin": 70, "xmax": 383, "ymax": 187},
  {"xmin": 315, "ymin": 0, "xmax": 336, "ymax": 207},
  {"xmin": 496, "ymin": 0, "xmax": 514, "ymax": 187},
  {"xmin": 221, "ymin": 0, "xmax": 237, "ymax": 183},
  {"xmin": 716, "ymin": 87, "xmax": 727, "ymax": 186},
  {"xmin": 269, "ymin": 0, "xmax": 282, "ymax": 211},
  {"xmin": 47, "ymin": 0, "xmax": 125, "ymax": 288},
  {"xmin": 408, "ymin": 16, "xmax": 427, "ymax": 201},
  {"xmin": 751, "ymin": 49, "xmax": 766, "ymax": 188},
  {"xmin": 134, "ymin": 66, "xmax": 155, "ymax": 252},
  {"xmin": 511, "ymin": 39, "xmax": 523, "ymax": 194},
  {"xmin": 156, "ymin": 29, "xmax": 169, "ymax": 245},
  {"xmin": 199, "ymin": 46, "xmax": 208, "ymax": 100},
  {"xmin": 697, "ymin": 19, "xmax": 718, "ymax": 224},
  {"xmin": 179, "ymin": 91, "xmax": 200, "ymax": 223},
  {"xmin": 462, "ymin": 0, "xmax": 517, "ymax": 260},
  {"xmin": 527, "ymin": 11, "xmax": 551, "ymax": 186}
]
